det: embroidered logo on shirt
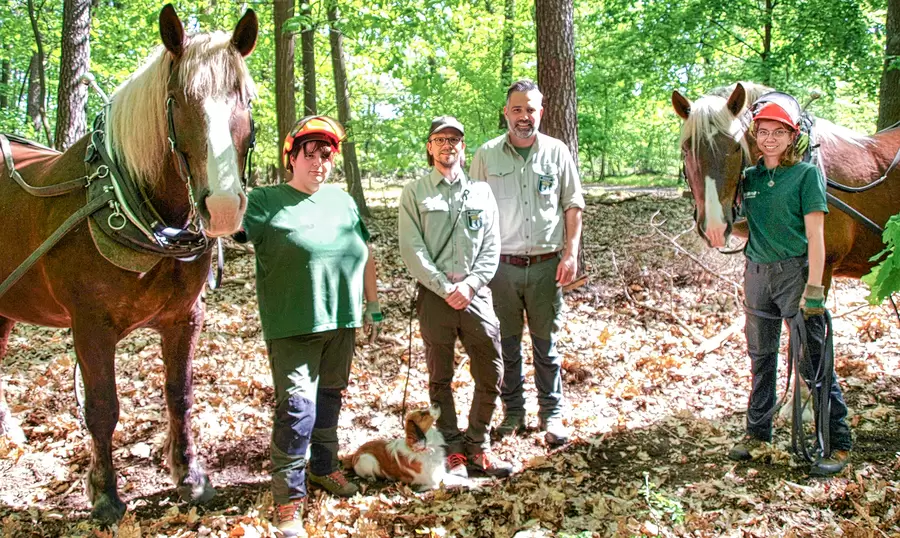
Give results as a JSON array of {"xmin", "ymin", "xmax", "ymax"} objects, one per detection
[
  {"xmin": 465, "ymin": 209, "xmax": 484, "ymax": 230},
  {"xmin": 743, "ymin": 190, "xmax": 758, "ymax": 200},
  {"xmin": 537, "ymin": 175, "xmax": 556, "ymax": 194}
]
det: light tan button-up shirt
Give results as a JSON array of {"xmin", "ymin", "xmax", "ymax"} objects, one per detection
[
  {"xmin": 470, "ymin": 132, "xmax": 584, "ymax": 256},
  {"xmin": 398, "ymin": 168, "xmax": 501, "ymax": 298}
]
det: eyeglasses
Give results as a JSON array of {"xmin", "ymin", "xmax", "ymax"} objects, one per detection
[
  {"xmin": 755, "ymin": 128, "xmax": 791, "ymax": 139},
  {"xmin": 429, "ymin": 136, "xmax": 462, "ymax": 146}
]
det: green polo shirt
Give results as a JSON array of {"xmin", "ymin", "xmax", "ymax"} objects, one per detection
[
  {"xmin": 398, "ymin": 168, "xmax": 500, "ymax": 298},
  {"xmin": 742, "ymin": 161, "xmax": 828, "ymax": 264},
  {"xmin": 469, "ymin": 132, "xmax": 585, "ymax": 256},
  {"xmin": 243, "ymin": 184, "xmax": 369, "ymax": 340}
]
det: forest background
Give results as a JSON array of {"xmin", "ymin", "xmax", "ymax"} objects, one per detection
[{"xmin": 0, "ymin": 0, "xmax": 894, "ymax": 191}]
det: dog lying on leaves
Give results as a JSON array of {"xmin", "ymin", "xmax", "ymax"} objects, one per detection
[{"xmin": 351, "ymin": 405, "xmax": 467, "ymax": 490}]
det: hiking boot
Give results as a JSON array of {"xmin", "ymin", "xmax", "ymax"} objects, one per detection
[
  {"xmin": 810, "ymin": 450, "xmax": 850, "ymax": 477},
  {"xmin": 467, "ymin": 451, "xmax": 513, "ymax": 478},
  {"xmin": 493, "ymin": 414, "xmax": 525, "ymax": 439},
  {"xmin": 274, "ymin": 499, "xmax": 307, "ymax": 538},
  {"xmin": 539, "ymin": 416, "xmax": 570, "ymax": 446},
  {"xmin": 308, "ymin": 470, "xmax": 359, "ymax": 497},
  {"xmin": 727, "ymin": 435, "xmax": 767, "ymax": 462},
  {"xmin": 446, "ymin": 452, "xmax": 469, "ymax": 478}
]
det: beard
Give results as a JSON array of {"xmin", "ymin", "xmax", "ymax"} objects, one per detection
[
  {"xmin": 435, "ymin": 151, "xmax": 461, "ymax": 168},
  {"xmin": 508, "ymin": 118, "xmax": 537, "ymax": 139}
]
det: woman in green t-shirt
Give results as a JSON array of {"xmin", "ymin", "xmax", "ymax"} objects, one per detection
[
  {"xmin": 727, "ymin": 98, "xmax": 852, "ymax": 477},
  {"xmin": 240, "ymin": 116, "xmax": 381, "ymax": 537}
]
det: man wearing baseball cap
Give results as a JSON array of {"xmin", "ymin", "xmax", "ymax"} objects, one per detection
[{"xmin": 398, "ymin": 116, "xmax": 513, "ymax": 478}]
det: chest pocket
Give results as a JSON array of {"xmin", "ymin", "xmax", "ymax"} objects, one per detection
[
  {"xmin": 487, "ymin": 162, "xmax": 516, "ymax": 200},
  {"xmin": 533, "ymin": 161, "xmax": 560, "ymax": 197}
]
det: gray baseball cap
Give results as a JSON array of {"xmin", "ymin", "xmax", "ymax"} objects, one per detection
[{"xmin": 429, "ymin": 116, "xmax": 465, "ymax": 136}]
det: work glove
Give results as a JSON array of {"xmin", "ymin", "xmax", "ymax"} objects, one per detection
[
  {"xmin": 800, "ymin": 284, "xmax": 826, "ymax": 319},
  {"xmin": 364, "ymin": 300, "xmax": 383, "ymax": 343}
]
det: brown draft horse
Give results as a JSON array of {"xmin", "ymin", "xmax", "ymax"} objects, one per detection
[
  {"xmin": 672, "ymin": 82, "xmax": 900, "ymax": 290},
  {"xmin": 0, "ymin": 5, "xmax": 256, "ymax": 523}
]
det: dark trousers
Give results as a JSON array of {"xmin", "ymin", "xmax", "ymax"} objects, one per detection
[
  {"xmin": 488, "ymin": 258, "xmax": 565, "ymax": 419},
  {"xmin": 266, "ymin": 329, "xmax": 355, "ymax": 503},
  {"xmin": 417, "ymin": 284, "xmax": 503, "ymax": 455},
  {"xmin": 743, "ymin": 257, "xmax": 852, "ymax": 451}
]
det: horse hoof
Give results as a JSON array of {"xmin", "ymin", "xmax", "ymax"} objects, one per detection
[
  {"xmin": 177, "ymin": 475, "xmax": 216, "ymax": 504},
  {"xmin": 90, "ymin": 494, "xmax": 126, "ymax": 524}
]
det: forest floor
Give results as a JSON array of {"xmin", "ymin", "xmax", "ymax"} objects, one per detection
[{"xmin": 1, "ymin": 189, "xmax": 899, "ymax": 537}]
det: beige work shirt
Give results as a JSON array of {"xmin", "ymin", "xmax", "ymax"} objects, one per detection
[
  {"xmin": 470, "ymin": 132, "xmax": 584, "ymax": 256},
  {"xmin": 398, "ymin": 168, "xmax": 501, "ymax": 298}
]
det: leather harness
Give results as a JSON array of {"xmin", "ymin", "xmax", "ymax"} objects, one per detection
[{"xmin": 0, "ymin": 103, "xmax": 254, "ymax": 299}]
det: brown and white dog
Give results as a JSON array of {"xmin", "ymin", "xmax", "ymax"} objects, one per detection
[{"xmin": 351, "ymin": 405, "xmax": 463, "ymax": 490}]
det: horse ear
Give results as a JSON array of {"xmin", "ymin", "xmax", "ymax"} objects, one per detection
[
  {"xmin": 726, "ymin": 83, "xmax": 746, "ymax": 117},
  {"xmin": 159, "ymin": 4, "xmax": 185, "ymax": 58},
  {"xmin": 232, "ymin": 9, "xmax": 258, "ymax": 57},
  {"xmin": 672, "ymin": 91, "xmax": 691, "ymax": 120}
]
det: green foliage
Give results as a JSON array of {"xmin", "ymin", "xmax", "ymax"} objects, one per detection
[
  {"xmin": 0, "ymin": 0, "xmax": 887, "ymax": 181},
  {"xmin": 641, "ymin": 472, "xmax": 685, "ymax": 524},
  {"xmin": 862, "ymin": 214, "xmax": 900, "ymax": 304}
]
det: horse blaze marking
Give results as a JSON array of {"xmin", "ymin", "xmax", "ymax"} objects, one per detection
[
  {"xmin": 704, "ymin": 175, "xmax": 726, "ymax": 232},
  {"xmin": 204, "ymin": 97, "xmax": 240, "ymax": 195}
]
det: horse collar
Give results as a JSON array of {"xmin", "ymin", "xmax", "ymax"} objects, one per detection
[{"xmin": 84, "ymin": 110, "xmax": 210, "ymax": 260}]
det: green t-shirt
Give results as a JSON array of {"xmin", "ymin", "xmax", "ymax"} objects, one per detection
[
  {"xmin": 243, "ymin": 184, "xmax": 370, "ymax": 340},
  {"xmin": 741, "ymin": 161, "xmax": 828, "ymax": 264}
]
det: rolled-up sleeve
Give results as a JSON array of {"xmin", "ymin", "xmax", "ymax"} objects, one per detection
[
  {"xmin": 559, "ymin": 148, "xmax": 585, "ymax": 210},
  {"xmin": 398, "ymin": 184, "xmax": 454, "ymax": 297}
]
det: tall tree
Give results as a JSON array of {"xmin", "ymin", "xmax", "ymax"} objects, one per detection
[
  {"xmin": 54, "ymin": 0, "xmax": 91, "ymax": 151},
  {"xmin": 498, "ymin": 0, "xmax": 515, "ymax": 129},
  {"xmin": 328, "ymin": 4, "xmax": 368, "ymax": 217},
  {"xmin": 300, "ymin": 1, "xmax": 317, "ymax": 115},
  {"xmin": 535, "ymin": 0, "xmax": 578, "ymax": 165},
  {"xmin": 274, "ymin": 0, "xmax": 297, "ymax": 183},
  {"xmin": 0, "ymin": 57, "xmax": 9, "ymax": 110},
  {"xmin": 26, "ymin": 0, "xmax": 51, "ymax": 146},
  {"xmin": 878, "ymin": 0, "xmax": 900, "ymax": 131}
]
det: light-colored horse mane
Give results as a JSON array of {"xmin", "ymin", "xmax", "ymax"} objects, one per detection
[
  {"xmin": 107, "ymin": 31, "xmax": 257, "ymax": 188},
  {"xmin": 678, "ymin": 82, "xmax": 772, "ymax": 162}
]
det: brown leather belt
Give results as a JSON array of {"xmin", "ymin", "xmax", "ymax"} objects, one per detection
[{"xmin": 499, "ymin": 252, "xmax": 560, "ymax": 267}]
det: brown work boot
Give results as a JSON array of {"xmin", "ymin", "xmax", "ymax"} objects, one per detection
[
  {"xmin": 273, "ymin": 499, "xmax": 307, "ymax": 538},
  {"xmin": 539, "ymin": 416, "xmax": 570, "ymax": 446},
  {"xmin": 308, "ymin": 470, "xmax": 360, "ymax": 497},
  {"xmin": 727, "ymin": 435, "xmax": 768, "ymax": 461},
  {"xmin": 810, "ymin": 450, "xmax": 850, "ymax": 477},
  {"xmin": 493, "ymin": 414, "xmax": 525, "ymax": 439},
  {"xmin": 467, "ymin": 451, "xmax": 513, "ymax": 478}
]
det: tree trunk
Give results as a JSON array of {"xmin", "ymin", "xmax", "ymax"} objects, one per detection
[
  {"xmin": 328, "ymin": 4, "xmax": 369, "ymax": 218},
  {"xmin": 54, "ymin": 0, "xmax": 92, "ymax": 151},
  {"xmin": 301, "ymin": 1, "xmax": 317, "ymax": 115},
  {"xmin": 274, "ymin": 0, "xmax": 297, "ymax": 183},
  {"xmin": 1, "ymin": 57, "xmax": 9, "ymax": 109},
  {"xmin": 27, "ymin": 0, "xmax": 52, "ymax": 146},
  {"xmin": 761, "ymin": 0, "xmax": 773, "ymax": 86},
  {"xmin": 878, "ymin": 0, "xmax": 900, "ymax": 130},
  {"xmin": 535, "ymin": 0, "xmax": 578, "ymax": 166},
  {"xmin": 498, "ymin": 0, "xmax": 515, "ymax": 129},
  {"xmin": 26, "ymin": 55, "xmax": 40, "ymax": 131}
]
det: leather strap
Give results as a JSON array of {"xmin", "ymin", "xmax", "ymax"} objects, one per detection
[
  {"xmin": 1, "ymin": 135, "xmax": 91, "ymax": 197},
  {"xmin": 0, "ymin": 189, "xmax": 115, "ymax": 299}
]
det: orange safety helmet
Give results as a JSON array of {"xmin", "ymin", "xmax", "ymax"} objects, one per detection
[
  {"xmin": 752, "ymin": 102, "xmax": 798, "ymax": 131},
  {"xmin": 282, "ymin": 115, "xmax": 346, "ymax": 171}
]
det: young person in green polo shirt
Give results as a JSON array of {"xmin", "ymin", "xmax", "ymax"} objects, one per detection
[
  {"xmin": 727, "ymin": 98, "xmax": 852, "ymax": 477},
  {"xmin": 240, "ymin": 116, "xmax": 382, "ymax": 537}
]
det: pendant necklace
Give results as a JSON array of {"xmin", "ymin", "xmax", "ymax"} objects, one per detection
[{"xmin": 766, "ymin": 166, "xmax": 777, "ymax": 188}]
